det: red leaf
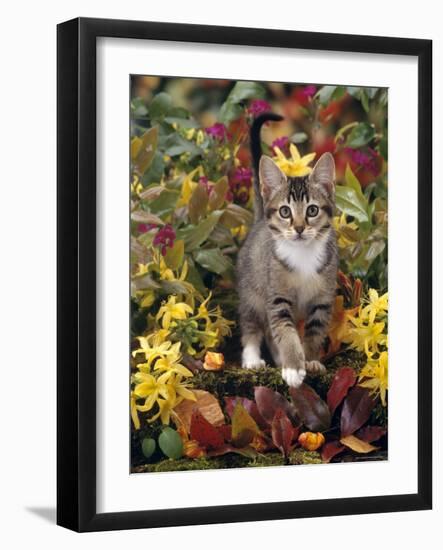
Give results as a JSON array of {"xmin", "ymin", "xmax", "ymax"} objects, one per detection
[
  {"xmin": 356, "ymin": 425, "xmax": 386, "ymax": 443},
  {"xmin": 254, "ymin": 386, "xmax": 299, "ymax": 426},
  {"xmin": 217, "ymin": 424, "xmax": 232, "ymax": 442},
  {"xmin": 224, "ymin": 396, "xmax": 268, "ymax": 430},
  {"xmin": 271, "ymin": 409, "xmax": 293, "ymax": 458},
  {"xmin": 327, "ymin": 367, "xmax": 357, "ymax": 415},
  {"xmin": 190, "ymin": 410, "xmax": 224, "ymax": 450},
  {"xmin": 207, "ymin": 444, "xmax": 257, "ymax": 459},
  {"xmin": 340, "ymin": 386, "xmax": 376, "ymax": 437},
  {"xmin": 321, "ymin": 440, "xmax": 346, "ymax": 463},
  {"xmin": 289, "ymin": 383, "xmax": 331, "ymax": 432}
]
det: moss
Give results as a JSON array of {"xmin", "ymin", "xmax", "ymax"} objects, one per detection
[
  {"xmin": 132, "ymin": 448, "xmax": 322, "ymax": 473},
  {"xmin": 191, "ymin": 349, "xmax": 367, "ymax": 405}
]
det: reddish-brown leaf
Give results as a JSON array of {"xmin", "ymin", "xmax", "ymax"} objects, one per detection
[
  {"xmin": 289, "ymin": 383, "xmax": 331, "ymax": 432},
  {"xmin": 340, "ymin": 386, "xmax": 376, "ymax": 437},
  {"xmin": 190, "ymin": 410, "xmax": 225, "ymax": 450},
  {"xmin": 271, "ymin": 409, "xmax": 293, "ymax": 458},
  {"xmin": 321, "ymin": 440, "xmax": 346, "ymax": 463},
  {"xmin": 356, "ymin": 425, "xmax": 386, "ymax": 443},
  {"xmin": 327, "ymin": 367, "xmax": 357, "ymax": 415},
  {"xmin": 224, "ymin": 396, "xmax": 268, "ymax": 430},
  {"xmin": 254, "ymin": 386, "xmax": 298, "ymax": 426}
]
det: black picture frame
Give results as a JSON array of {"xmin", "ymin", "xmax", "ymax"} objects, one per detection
[{"xmin": 57, "ymin": 17, "xmax": 432, "ymax": 532}]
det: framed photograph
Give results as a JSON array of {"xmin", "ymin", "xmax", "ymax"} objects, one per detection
[{"xmin": 57, "ymin": 17, "xmax": 432, "ymax": 532}]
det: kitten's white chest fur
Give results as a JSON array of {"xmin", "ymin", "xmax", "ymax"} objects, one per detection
[
  {"xmin": 275, "ymin": 237, "xmax": 328, "ymax": 315},
  {"xmin": 275, "ymin": 236, "xmax": 327, "ymax": 276}
]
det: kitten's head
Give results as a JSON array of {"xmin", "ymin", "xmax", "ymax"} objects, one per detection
[{"xmin": 259, "ymin": 152, "xmax": 335, "ymax": 244}]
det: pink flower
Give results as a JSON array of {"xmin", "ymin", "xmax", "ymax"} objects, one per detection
[
  {"xmin": 138, "ymin": 223, "xmax": 157, "ymax": 233},
  {"xmin": 344, "ymin": 147, "xmax": 379, "ymax": 175},
  {"xmin": 232, "ymin": 167, "xmax": 253, "ymax": 185},
  {"xmin": 247, "ymin": 99, "xmax": 272, "ymax": 117},
  {"xmin": 271, "ymin": 136, "xmax": 290, "ymax": 155},
  {"xmin": 301, "ymin": 85, "xmax": 317, "ymax": 98},
  {"xmin": 153, "ymin": 224, "xmax": 176, "ymax": 256},
  {"xmin": 205, "ymin": 123, "xmax": 231, "ymax": 141}
]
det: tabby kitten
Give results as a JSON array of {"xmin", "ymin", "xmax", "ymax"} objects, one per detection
[{"xmin": 237, "ymin": 113, "xmax": 338, "ymax": 388}]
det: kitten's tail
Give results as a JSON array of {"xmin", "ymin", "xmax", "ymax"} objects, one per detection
[{"xmin": 250, "ymin": 112, "xmax": 284, "ymax": 220}]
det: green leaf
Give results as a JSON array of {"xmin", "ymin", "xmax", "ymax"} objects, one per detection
[
  {"xmin": 177, "ymin": 210, "xmax": 223, "ymax": 251},
  {"xmin": 335, "ymin": 186, "xmax": 369, "ymax": 223},
  {"xmin": 164, "ymin": 116, "xmax": 198, "ymax": 128},
  {"xmin": 142, "ymin": 151, "xmax": 165, "ymax": 185},
  {"xmin": 148, "ymin": 189, "xmax": 180, "ymax": 217},
  {"xmin": 218, "ymin": 81, "xmax": 266, "ymax": 124},
  {"xmin": 345, "ymin": 122, "xmax": 375, "ymax": 148},
  {"xmin": 345, "ymin": 164, "xmax": 366, "ymax": 204},
  {"xmin": 141, "ymin": 438, "xmax": 156, "ymax": 458},
  {"xmin": 220, "ymin": 204, "xmax": 253, "ymax": 228},
  {"xmin": 193, "ymin": 248, "xmax": 233, "ymax": 275},
  {"xmin": 149, "ymin": 92, "xmax": 172, "ymax": 120},
  {"xmin": 219, "ymin": 101, "xmax": 243, "ymax": 124},
  {"xmin": 227, "ymin": 81, "xmax": 266, "ymax": 103},
  {"xmin": 164, "ymin": 239, "xmax": 184, "ymax": 270},
  {"xmin": 158, "ymin": 427, "xmax": 183, "ymax": 459},
  {"xmin": 316, "ymin": 85, "xmax": 337, "ymax": 105}
]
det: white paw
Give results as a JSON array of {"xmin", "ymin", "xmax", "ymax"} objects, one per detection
[
  {"xmin": 282, "ymin": 366, "xmax": 306, "ymax": 388},
  {"xmin": 305, "ymin": 360, "xmax": 326, "ymax": 375},
  {"xmin": 242, "ymin": 359, "xmax": 266, "ymax": 370}
]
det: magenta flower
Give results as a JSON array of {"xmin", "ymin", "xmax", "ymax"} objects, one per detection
[
  {"xmin": 138, "ymin": 223, "xmax": 157, "ymax": 233},
  {"xmin": 153, "ymin": 224, "xmax": 176, "ymax": 256},
  {"xmin": 271, "ymin": 136, "xmax": 290, "ymax": 154},
  {"xmin": 301, "ymin": 85, "xmax": 317, "ymax": 98},
  {"xmin": 232, "ymin": 167, "xmax": 253, "ymax": 185},
  {"xmin": 205, "ymin": 123, "xmax": 231, "ymax": 141},
  {"xmin": 247, "ymin": 99, "xmax": 272, "ymax": 117},
  {"xmin": 344, "ymin": 147, "xmax": 379, "ymax": 175}
]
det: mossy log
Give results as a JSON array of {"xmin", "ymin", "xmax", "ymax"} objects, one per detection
[{"xmin": 132, "ymin": 448, "xmax": 322, "ymax": 474}]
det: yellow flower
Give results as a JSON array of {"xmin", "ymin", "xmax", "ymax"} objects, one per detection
[
  {"xmin": 132, "ymin": 333, "xmax": 174, "ymax": 367},
  {"xmin": 136, "ymin": 371, "xmax": 195, "ymax": 425},
  {"xmin": 359, "ymin": 351, "xmax": 388, "ymax": 406},
  {"xmin": 156, "ymin": 295, "xmax": 194, "ymax": 329},
  {"xmin": 333, "ymin": 213, "xmax": 359, "ymax": 248},
  {"xmin": 131, "ymin": 175, "xmax": 143, "ymax": 196},
  {"xmin": 361, "ymin": 289, "xmax": 388, "ymax": 324},
  {"xmin": 344, "ymin": 313, "xmax": 386, "ymax": 354},
  {"xmin": 273, "ymin": 144, "xmax": 316, "ymax": 177},
  {"xmin": 130, "ymin": 391, "xmax": 141, "ymax": 430},
  {"xmin": 231, "ymin": 225, "xmax": 248, "ymax": 241},
  {"xmin": 177, "ymin": 166, "xmax": 203, "ymax": 206},
  {"xmin": 196, "ymin": 130, "xmax": 205, "ymax": 146}
]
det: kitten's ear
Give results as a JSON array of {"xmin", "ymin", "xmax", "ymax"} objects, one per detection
[
  {"xmin": 259, "ymin": 156, "xmax": 286, "ymax": 201},
  {"xmin": 311, "ymin": 152, "xmax": 335, "ymax": 196}
]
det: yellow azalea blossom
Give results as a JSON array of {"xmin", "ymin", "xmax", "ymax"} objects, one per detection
[
  {"xmin": 132, "ymin": 334, "xmax": 176, "ymax": 367},
  {"xmin": 177, "ymin": 166, "xmax": 203, "ymax": 206},
  {"xmin": 196, "ymin": 130, "xmax": 205, "ymax": 146},
  {"xmin": 333, "ymin": 213, "xmax": 359, "ymax": 249},
  {"xmin": 359, "ymin": 351, "xmax": 388, "ymax": 406},
  {"xmin": 344, "ymin": 313, "xmax": 387, "ymax": 354},
  {"xmin": 361, "ymin": 289, "xmax": 388, "ymax": 324},
  {"xmin": 130, "ymin": 391, "xmax": 141, "ymax": 430},
  {"xmin": 273, "ymin": 143, "xmax": 316, "ymax": 177},
  {"xmin": 133, "ymin": 371, "xmax": 195, "ymax": 425},
  {"xmin": 152, "ymin": 347, "xmax": 194, "ymax": 378},
  {"xmin": 184, "ymin": 128, "xmax": 195, "ymax": 140},
  {"xmin": 131, "ymin": 175, "xmax": 143, "ymax": 196},
  {"xmin": 231, "ymin": 225, "xmax": 248, "ymax": 241},
  {"xmin": 139, "ymin": 289, "xmax": 155, "ymax": 308},
  {"xmin": 156, "ymin": 295, "xmax": 193, "ymax": 329}
]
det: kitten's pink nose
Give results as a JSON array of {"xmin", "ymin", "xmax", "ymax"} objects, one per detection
[{"xmin": 294, "ymin": 225, "xmax": 304, "ymax": 234}]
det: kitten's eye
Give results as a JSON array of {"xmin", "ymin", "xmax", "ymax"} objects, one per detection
[
  {"xmin": 279, "ymin": 205, "xmax": 292, "ymax": 219},
  {"xmin": 306, "ymin": 205, "xmax": 319, "ymax": 217}
]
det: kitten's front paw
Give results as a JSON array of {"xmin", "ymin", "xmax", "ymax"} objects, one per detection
[
  {"xmin": 305, "ymin": 360, "xmax": 326, "ymax": 375},
  {"xmin": 242, "ymin": 358, "xmax": 266, "ymax": 371},
  {"xmin": 282, "ymin": 365, "xmax": 306, "ymax": 388}
]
